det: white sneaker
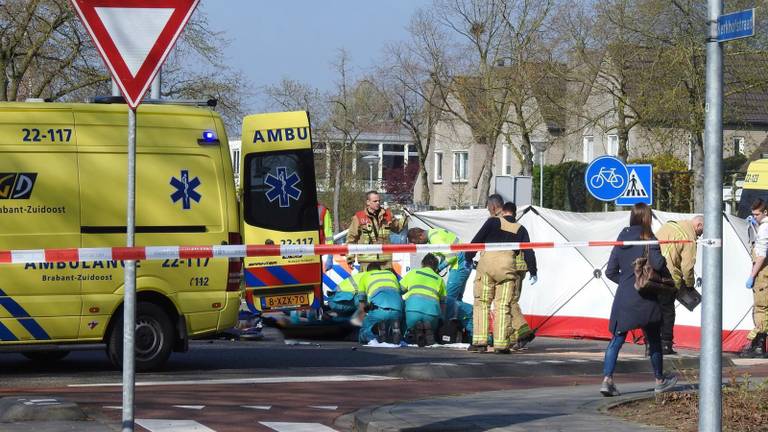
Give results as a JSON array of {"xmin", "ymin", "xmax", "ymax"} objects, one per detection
[
  {"xmin": 654, "ymin": 374, "xmax": 678, "ymax": 394},
  {"xmin": 600, "ymin": 381, "xmax": 620, "ymax": 397}
]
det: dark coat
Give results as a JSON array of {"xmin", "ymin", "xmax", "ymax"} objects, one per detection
[{"xmin": 606, "ymin": 225, "xmax": 669, "ymax": 334}]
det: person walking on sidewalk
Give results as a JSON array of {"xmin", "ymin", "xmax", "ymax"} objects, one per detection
[
  {"xmin": 400, "ymin": 254, "xmax": 447, "ymax": 347},
  {"xmin": 465, "ymin": 199, "xmax": 537, "ymax": 354},
  {"xmin": 356, "ymin": 264, "xmax": 404, "ymax": 344},
  {"xmin": 741, "ymin": 198, "xmax": 768, "ymax": 358},
  {"xmin": 654, "ymin": 216, "xmax": 703, "ymax": 355},
  {"xmin": 407, "ymin": 227, "xmax": 470, "ymax": 300},
  {"xmin": 347, "ymin": 191, "xmax": 407, "ymax": 272},
  {"xmin": 601, "ymin": 203, "xmax": 677, "ymax": 397}
]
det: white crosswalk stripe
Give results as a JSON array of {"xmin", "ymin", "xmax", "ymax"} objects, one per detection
[
  {"xmin": 309, "ymin": 405, "xmax": 338, "ymax": 410},
  {"xmin": 241, "ymin": 405, "xmax": 272, "ymax": 410},
  {"xmin": 137, "ymin": 419, "xmax": 216, "ymax": 432},
  {"xmin": 260, "ymin": 422, "xmax": 338, "ymax": 432}
]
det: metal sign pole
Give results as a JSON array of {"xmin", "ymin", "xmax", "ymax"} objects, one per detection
[
  {"xmin": 700, "ymin": 0, "xmax": 724, "ymax": 430},
  {"xmin": 539, "ymin": 150, "xmax": 544, "ymax": 207},
  {"xmin": 122, "ymin": 107, "xmax": 137, "ymax": 432}
]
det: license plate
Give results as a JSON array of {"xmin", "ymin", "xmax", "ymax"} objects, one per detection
[{"xmin": 261, "ymin": 294, "xmax": 309, "ymax": 309}]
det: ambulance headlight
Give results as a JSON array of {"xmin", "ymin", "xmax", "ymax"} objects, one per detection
[{"xmin": 198, "ymin": 130, "xmax": 219, "ymax": 145}]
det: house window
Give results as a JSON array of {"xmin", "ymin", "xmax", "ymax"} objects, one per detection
[
  {"xmin": 453, "ymin": 151, "xmax": 469, "ymax": 182},
  {"xmin": 434, "ymin": 152, "xmax": 443, "ymax": 183},
  {"xmin": 607, "ymin": 135, "xmax": 619, "ymax": 156},
  {"xmin": 734, "ymin": 136, "xmax": 745, "ymax": 156},
  {"xmin": 582, "ymin": 136, "xmax": 594, "ymax": 162}
]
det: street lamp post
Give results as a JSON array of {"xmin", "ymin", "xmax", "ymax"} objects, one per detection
[
  {"xmin": 362, "ymin": 155, "xmax": 378, "ymax": 191},
  {"xmin": 532, "ymin": 142, "xmax": 549, "ymax": 207}
]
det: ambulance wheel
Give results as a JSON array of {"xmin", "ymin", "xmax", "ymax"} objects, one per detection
[
  {"xmin": 22, "ymin": 350, "xmax": 70, "ymax": 362},
  {"xmin": 107, "ymin": 302, "xmax": 174, "ymax": 372}
]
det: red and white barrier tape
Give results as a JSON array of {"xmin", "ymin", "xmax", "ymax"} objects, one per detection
[{"xmin": 0, "ymin": 240, "xmax": 692, "ymax": 265}]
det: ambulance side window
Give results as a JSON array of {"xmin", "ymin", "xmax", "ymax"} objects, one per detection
[{"xmin": 243, "ymin": 150, "xmax": 319, "ymax": 232}]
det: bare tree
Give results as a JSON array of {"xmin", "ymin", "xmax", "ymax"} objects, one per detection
[
  {"xmin": 377, "ymin": 43, "xmax": 443, "ymax": 205},
  {"xmin": 408, "ymin": 0, "xmax": 558, "ymax": 204}
]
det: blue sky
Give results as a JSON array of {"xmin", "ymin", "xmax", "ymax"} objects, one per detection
[{"xmin": 201, "ymin": 1, "xmax": 432, "ymax": 109}]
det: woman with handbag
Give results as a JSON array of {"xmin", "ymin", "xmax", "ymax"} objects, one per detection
[{"xmin": 600, "ymin": 203, "xmax": 678, "ymax": 397}]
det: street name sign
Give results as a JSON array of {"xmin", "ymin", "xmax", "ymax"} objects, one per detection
[
  {"xmin": 70, "ymin": 0, "xmax": 200, "ymax": 108},
  {"xmin": 718, "ymin": 8, "xmax": 755, "ymax": 42}
]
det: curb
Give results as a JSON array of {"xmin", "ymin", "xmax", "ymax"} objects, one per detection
[
  {"xmin": 0, "ymin": 396, "xmax": 85, "ymax": 423},
  {"xmin": 385, "ymin": 356, "xmax": 727, "ymax": 380}
]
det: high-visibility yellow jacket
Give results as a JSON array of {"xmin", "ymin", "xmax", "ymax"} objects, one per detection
[
  {"xmin": 427, "ymin": 228, "xmax": 462, "ymax": 270},
  {"xmin": 400, "ymin": 267, "xmax": 446, "ymax": 303},
  {"xmin": 358, "ymin": 270, "xmax": 402, "ymax": 310}
]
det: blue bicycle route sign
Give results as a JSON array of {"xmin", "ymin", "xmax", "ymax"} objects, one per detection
[{"xmin": 585, "ymin": 156, "xmax": 629, "ymax": 201}]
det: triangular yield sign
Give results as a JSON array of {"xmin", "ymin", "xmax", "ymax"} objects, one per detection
[{"xmin": 70, "ymin": 0, "xmax": 200, "ymax": 109}]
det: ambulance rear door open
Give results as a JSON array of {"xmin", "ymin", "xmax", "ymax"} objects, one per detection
[{"xmin": 240, "ymin": 111, "xmax": 322, "ymax": 313}]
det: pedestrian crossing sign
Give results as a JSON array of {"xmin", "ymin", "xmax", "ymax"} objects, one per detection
[{"xmin": 615, "ymin": 164, "xmax": 653, "ymax": 206}]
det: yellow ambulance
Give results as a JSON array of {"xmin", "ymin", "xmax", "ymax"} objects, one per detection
[
  {"xmin": 739, "ymin": 159, "xmax": 768, "ymax": 218},
  {"xmin": 0, "ymin": 101, "xmax": 241, "ymax": 371},
  {"xmin": 239, "ymin": 111, "xmax": 322, "ymax": 314}
]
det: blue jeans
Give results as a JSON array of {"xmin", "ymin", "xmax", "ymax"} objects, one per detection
[
  {"xmin": 446, "ymin": 267, "xmax": 471, "ymax": 300},
  {"xmin": 443, "ymin": 297, "xmax": 473, "ymax": 337},
  {"xmin": 603, "ymin": 322, "xmax": 663, "ymax": 379}
]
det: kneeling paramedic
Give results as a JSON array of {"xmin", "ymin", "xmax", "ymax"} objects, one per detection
[
  {"xmin": 357, "ymin": 264, "xmax": 404, "ymax": 344},
  {"xmin": 407, "ymin": 227, "xmax": 470, "ymax": 300},
  {"xmin": 327, "ymin": 272, "xmax": 364, "ymax": 318},
  {"xmin": 400, "ymin": 254, "xmax": 447, "ymax": 347}
]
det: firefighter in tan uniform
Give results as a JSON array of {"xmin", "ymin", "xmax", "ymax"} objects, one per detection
[
  {"xmin": 465, "ymin": 198, "xmax": 537, "ymax": 354},
  {"xmin": 741, "ymin": 198, "xmax": 768, "ymax": 358},
  {"xmin": 347, "ymin": 191, "xmax": 407, "ymax": 271},
  {"xmin": 655, "ymin": 216, "xmax": 703, "ymax": 354}
]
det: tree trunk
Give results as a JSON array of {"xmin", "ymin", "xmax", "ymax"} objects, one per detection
[
  {"xmin": 419, "ymin": 156, "xmax": 430, "ymax": 205},
  {"xmin": 520, "ymin": 131, "xmax": 534, "ymax": 176},
  {"xmin": 690, "ymin": 132, "xmax": 705, "ymax": 213},
  {"xmin": 476, "ymin": 137, "xmax": 497, "ymax": 205},
  {"xmin": 332, "ymin": 149, "xmax": 345, "ymax": 233},
  {"xmin": 617, "ymin": 127, "xmax": 629, "ymax": 162},
  {"xmin": 617, "ymin": 100, "xmax": 629, "ymax": 162},
  {"xmin": 516, "ymin": 105, "xmax": 534, "ymax": 176}
]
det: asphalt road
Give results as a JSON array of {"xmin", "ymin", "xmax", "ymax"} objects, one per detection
[
  {"xmin": 0, "ymin": 328, "xmax": 749, "ymax": 432},
  {"xmin": 0, "ymin": 328, "xmax": 683, "ymax": 388}
]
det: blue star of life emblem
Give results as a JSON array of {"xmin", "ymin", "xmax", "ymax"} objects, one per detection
[
  {"xmin": 170, "ymin": 170, "xmax": 202, "ymax": 210},
  {"xmin": 264, "ymin": 167, "xmax": 301, "ymax": 208}
]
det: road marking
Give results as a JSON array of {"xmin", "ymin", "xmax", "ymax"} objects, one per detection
[
  {"xmin": 542, "ymin": 360, "xmax": 566, "ymax": 364},
  {"xmin": 241, "ymin": 405, "xmax": 271, "ymax": 410},
  {"xmin": 69, "ymin": 374, "xmax": 397, "ymax": 388},
  {"xmin": 103, "ymin": 406, "xmax": 122, "ymax": 410},
  {"xmin": 260, "ymin": 422, "xmax": 338, "ymax": 432},
  {"xmin": 173, "ymin": 405, "xmax": 205, "ymax": 410},
  {"xmin": 136, "ymin": 419, "xmax": 215, "ymax": 432},
  {"xmin": 519, "ymin": 360, "xmax": 539, "ymax": 365},
  {"xmin": 569, "ymin": 359, "xmax": 590, "ymax": 363},
  {"xmin": 309, "ymin": 405, "xmax": 338, "ymax": 410}
]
